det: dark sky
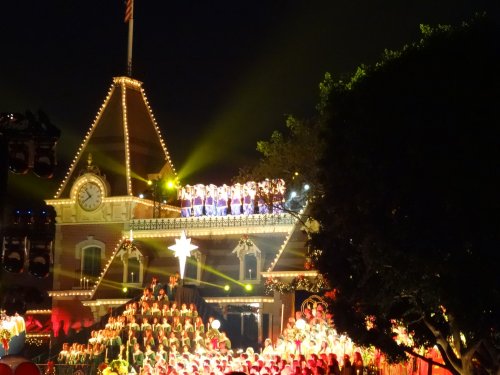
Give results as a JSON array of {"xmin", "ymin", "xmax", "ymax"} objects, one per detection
[{"xmin": 1, "ymin": 0, "xmax": 498, "ymax": 204}]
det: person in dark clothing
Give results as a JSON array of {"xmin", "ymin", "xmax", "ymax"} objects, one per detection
[
  {"xmin": 341, "ymin": 354, "xmax": 353, "ymax": 375},
  {"xmin": 150, "ymin": 276, "xmax": 163, "ymax": 298},
  {"xmin": 328, "ymin": 353, "xmax": 341, "ymax": 375},
  {"xmin": 132, "ymin": 342, "xmax": 145, "ymax": 373},
  {"xmin": 353, "ymin": 351, "xmax": 364, "ymax": 375}
]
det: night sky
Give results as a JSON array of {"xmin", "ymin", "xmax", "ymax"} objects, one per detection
[{"xmin": 1, "ymin": 0, "xmax": 498, "ymax": 205}]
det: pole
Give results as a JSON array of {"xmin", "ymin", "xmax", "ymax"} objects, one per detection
[
  {"xmin": 127, "ymin": 0, "xmax": 135, "ymax": 76},
  {"xmin": 280, "ymin": 303, "xmax": 284, "ymax": 334}
]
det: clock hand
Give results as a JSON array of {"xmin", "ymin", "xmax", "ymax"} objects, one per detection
[{"xmin": 81, "ymin": 189, "xmax": 90, "ymax": 200}]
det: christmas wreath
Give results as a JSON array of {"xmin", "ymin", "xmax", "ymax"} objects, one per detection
[
  {"xmin": 206, "ymin": 328, "xmax": 220, "ymax": 340},
  {"xmin": 0, "ymin": 329, "xmax": 11, "ymax": 340},
  {"xmin": 0, "ymin": 328, "xmax": 11, "ymax": 351},
  {"xmin": 238, "ymin": 235, "xmax": 254, "ymax": 247}
]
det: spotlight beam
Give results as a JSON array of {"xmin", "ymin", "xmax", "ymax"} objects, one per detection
[{"xmin": 198, "ymin": 263, "xmax": 246, "ymax": 287}]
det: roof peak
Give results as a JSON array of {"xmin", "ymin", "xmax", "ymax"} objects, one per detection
[
  {"xmin": 52, "ymin": 77, "xmax": 176, "ymax": 199},
  {"xmin": 113, "ymin": 76, "xmax": 143, "ymax": 89}
]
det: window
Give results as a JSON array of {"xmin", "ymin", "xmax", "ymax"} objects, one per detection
[
  {"xmin": 76, "ymin": 236, "xmax": 105, "ymax": 287},
  {"xmin": 117, "ymin": 240, "xmax": 145, "ymax": 285},
  {"xmin": 232, "ymin": 236, "xmax": 262, "ymax": 283},
  {"xmin": 127, "ymin": 257, "xmax": 140, "ymax": 283},
  {"xmin": 82, "ymin": 246, "xmax": 101, "ymax": 278},
  {"xmin": 244, "ymin": 254, "xmax": 257, "ymax": 280}
]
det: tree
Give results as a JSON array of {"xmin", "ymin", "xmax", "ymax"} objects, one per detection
[
  {"xmin": 311, "ymin": 17, "xmax": 500, "ymax": 375},
  {"xmin": 242, "ymin": 15, "xmax": 500, "ymax": 375}
]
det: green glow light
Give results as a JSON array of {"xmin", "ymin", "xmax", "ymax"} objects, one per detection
[{"xmin": 198, "ymin": 263, "xmax": 245, "ymax": 286}]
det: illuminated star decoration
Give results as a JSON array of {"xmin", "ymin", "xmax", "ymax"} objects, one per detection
[{"xmin": 168, "ymin": 230, "xmax": 198, "ymax": 279}]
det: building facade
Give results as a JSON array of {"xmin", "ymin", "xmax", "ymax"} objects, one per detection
[{"xmin": 45, "ymin": 76, "xmax": 313, "ymax": 348}]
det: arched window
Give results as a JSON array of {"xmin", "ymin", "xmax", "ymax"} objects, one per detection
[
  {"xmin": 75, "ymin": 236, "xmax": 105, "ymax": 287},
  {"xmin": 117, "ymin": 240, "xmax": 145, "ymax": 285},
  {"xmin": 244, "ymin": 254, "xmax": 257, "ymax": 280},
  {"xmin": 127, "ymin": 257, "xmax": 140, "ymax": 283},
  {"xmin": 82, "ymin": 246, "xmax": 101, "ymax": 278},
  {"xmin": 232, "ymin": 236, "xmax": 261, "ymax": 283}
]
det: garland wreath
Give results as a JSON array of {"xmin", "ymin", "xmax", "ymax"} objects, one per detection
[
  {"xmin": 265, "ymin": 274, "xmax": 329, "ymax": 295},
  {"xmin": 0, "ymin": 328, "xmax": 11, "ymax": 352},
  {"xmin": 238, "ymin": 235, "xmax": 254, "ymax": 247}
]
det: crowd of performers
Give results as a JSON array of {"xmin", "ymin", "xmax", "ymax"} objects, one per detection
[
  {"xmin": 54, "ymin": 279, "xmax": 375, "ymax": 375},
  {"xmin": 0, "ymin": 311, "xmax": 25, "ymax": 355},
  {"xmin": 178, "ymin": 180, "xmax": 286, "ymax": 218},
  {"xmin": 55, "ymin": 276, "xmax": 232, "ymax": 374},
  {"xmin": 259, "ymin": 305, "xmax": 435, "ymax": 375},
  {"xmin": 54, "ymin": 294, "xmax": 372, "ymax": 375}
]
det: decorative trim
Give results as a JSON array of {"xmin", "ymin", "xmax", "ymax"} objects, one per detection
[
  {"xmin": 46, "ymin": 196, "xmax": 180, "ymax": 210},
  {"xmin": 261, "ymin": 270, "xmax": 318, "ymax": 278},
  {"xmin": 48, "ymin": 290, "xmax": 93, "ymax": 298},
  {"xmin": 89, "ymin": 237, "xmax": 129, "ymax": 298},
  {"xmin": 232, "ymin": 235, "xmax": 262, "ymax": 282},
  {"xmin": 204, "ymin": 296, "xmax": 274, "ymax": 304},
  {"xmin": 81, "ymin": 298, "xmax": 131, "ymax": 307},
  {"xmin": 54, "ymin": 83, "xmax": 116, "ymax": 198},
  {"xmin": 140, "ymin": 80, "xmax": 177, "ymax": 178},
  {"xmin": 129, "ymin": 213, "xmax": 295, "ymax": 231},
  {"xmin": 117, "ymin": 238, "xmax": 146, "ymax": 284},
  {"xmin": 120, "ymin": 80, "xmax": 133, "ymax": 195},
  {"xmin": 113, "ymin": 77, "xmax": 142, "ymax": 89},
  {"xmin": 25, "ymin": 310, "xmax": 52, "ymax": 315},
  {"xmin": 264, "ymin": 274, "xmax": 329, "ymax": 295},
  {"xmin": 75, "ymin": 236, "xmax": 105, "ymax": 260}
]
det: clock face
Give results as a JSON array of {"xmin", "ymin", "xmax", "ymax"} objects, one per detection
[{"xmin": 77, "ymin": 182, "xmax": 103, "ymax": 211}]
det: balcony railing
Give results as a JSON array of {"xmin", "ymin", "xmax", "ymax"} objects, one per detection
[{"xmin": 128, "ymin": 213, "xmax": 296, "ymax": 231}]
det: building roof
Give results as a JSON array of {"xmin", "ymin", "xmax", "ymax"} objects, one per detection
[{"xmin": 54, "ymin": 77, "xmax": 176, "ymax": 199}]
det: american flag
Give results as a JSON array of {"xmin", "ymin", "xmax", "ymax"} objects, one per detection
[{"xmin": 124, "ymin": 0, "xmax": 133, "ymax": 23}]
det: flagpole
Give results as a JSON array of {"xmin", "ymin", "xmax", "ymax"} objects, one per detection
[{"xmin": 126, "ymin": 0, "xmax": 135, "ymax": 76}]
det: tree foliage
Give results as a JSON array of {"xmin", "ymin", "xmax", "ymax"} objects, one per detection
[
  {"xmin": 311, "ymin": 17, "xmax": 500, "ymax": 375},
  {"xmin": 243, "ymin": 15, "xmax": 500, "ymax": 375}
]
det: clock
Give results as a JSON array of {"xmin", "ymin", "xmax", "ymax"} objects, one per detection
[{"xmin": 77, "ymin": 181, "xmax": 103, "ymax": 211}]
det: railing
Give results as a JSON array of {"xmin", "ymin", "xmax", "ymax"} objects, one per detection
[{"xmin": 128, "ymin": 213, "xmax": 296, "ymax": 231}]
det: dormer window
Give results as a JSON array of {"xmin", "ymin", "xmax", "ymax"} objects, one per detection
[{"xmin": 232, "ymin": 235, "xmax": 261, "ymax": 283}]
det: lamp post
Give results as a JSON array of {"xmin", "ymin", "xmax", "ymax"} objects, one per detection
[
  {"xmin": 147, "ymin": 177, "xmax": 177, "ymax": 218},
  {"xmin": 168, "ymin": 230, "xmax": 198, "ymax": 281}
]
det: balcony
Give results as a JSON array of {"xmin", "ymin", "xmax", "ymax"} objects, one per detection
[{"xmin": 127, "ymin": 213, "xmax": 297, "ymax": 238}]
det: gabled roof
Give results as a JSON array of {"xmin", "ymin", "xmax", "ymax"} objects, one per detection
[
  {"xmin": 54, "ymin": 77, "xmax": 176, "ymax": 198},
  {"xmin": 267, "ymin": 219, "xmax": 309, "ymax": 272}
]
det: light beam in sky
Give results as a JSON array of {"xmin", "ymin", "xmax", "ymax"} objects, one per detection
[{"xmin": 168, "ymin": 230, "xmax": 198, "ymax": 279}]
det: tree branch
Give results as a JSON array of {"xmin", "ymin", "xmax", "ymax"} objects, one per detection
[
  {"xmin": 448, "ymin": 313, "xmax": 463, "ymax": 357},
  {"xmin": 423, "ymin": 317, "xmax": 462, "ymax": 374}
]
